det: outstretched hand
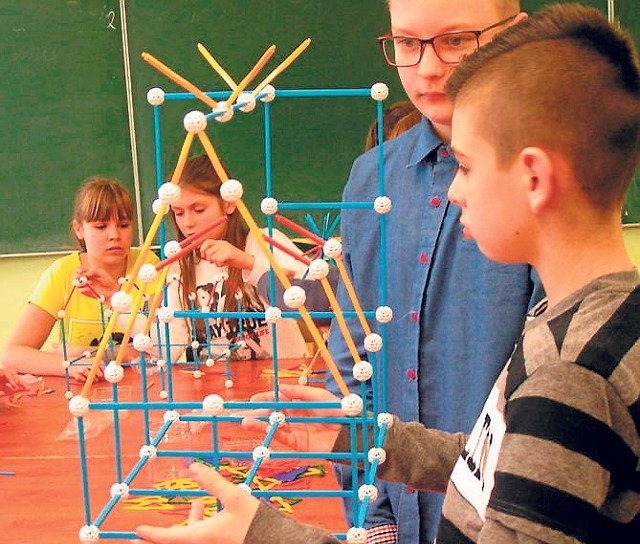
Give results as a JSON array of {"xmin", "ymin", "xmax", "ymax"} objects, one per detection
[
  {"xmin": 132, "ymin": 462, "xmax": 259, "ymax": 544},
  {"xmin": 241, "ymin": 384, "xmax": 344, "ymax": 453}
]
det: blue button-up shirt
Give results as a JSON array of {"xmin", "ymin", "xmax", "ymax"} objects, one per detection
[{"xmin": 328, "ymin": 117, "xmax": 541, "ymax": 542}]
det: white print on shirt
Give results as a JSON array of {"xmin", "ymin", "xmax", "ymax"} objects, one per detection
[{"xmin": 449, "ymin": 371, "xmax": 507, "ymax": 520}]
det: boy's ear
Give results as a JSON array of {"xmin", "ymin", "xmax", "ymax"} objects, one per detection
[{"xmin": 520, "ymin": 147, "xmax": 555, "ymax": 214}]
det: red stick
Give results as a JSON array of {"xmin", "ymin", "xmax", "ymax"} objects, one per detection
[
  {"xmin": 180, "ymin": 216, "xmax": 229, "ymax": 248},
  {"xmin": 156, "ymin": 216, "xmax": 229, "ymax": 272},
  {"xmin": 274, "ymin": 215, "xmax": 326, "ymax": 246},
  {"xmin": 262, "ymin": 234, "xmax": 311, "ymax": 266}
]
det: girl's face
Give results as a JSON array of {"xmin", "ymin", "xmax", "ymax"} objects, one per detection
[
  {"xmin": 72, "ymin": 216, "xmax": 133, "ymax": 268},
  {"xmin": 171, "ymin": 186, "xmax": 231, "ymax": 241}
]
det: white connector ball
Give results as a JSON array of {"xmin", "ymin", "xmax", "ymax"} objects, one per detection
[
  {"xmin": 79, "ymin": 525, "xmax": 100, "ymax": 543},
  {"xmin": 259, "ymin": 84, "xmax": 276, "ymax": 102},
  {"xmin": 264, "ymin": 306, "xmax": 282, "ymax": 324},
  {"xmin": 164, "ymin": 239, "xmax": 182, "ymax": 258},
  {"xmin": 138, "ymin": 263, "xmax": 158, "ymax": 284},
  {"xmin": 377, "ymin": 412, "xmax": 394, "ymax": 428},
  {"xmin": 163, "ymin": 410, "xmax": 180, "ymax": 423},
  {"xmin": 307, "ymin": 259, "xmax": 330, "ymax": 280},
  {"xmin": 110, "ymin": 290, "xmax": 133, "ymax": 313},
  {"xmin": 69, "ymin": 395, "xmax": 91, "ymax": 417},
  {"xmin": 104, "ymin": 361, "xmax": 124, "ymax": 383},
  {"xmin": 57, "ymin": 309, "xmax": 66, "ymax": 319},
  {"xmin": 269, "ymin": 411, "xmax": 286, "ymax": 425},
  {"xmin": 64, "ymin": 390, "xmax": 74, "ymax": 400},
  {"xmin": 213, "ymin": 102, "xmax": 234, "ymax": 123},
  {"xmin": 237, "ymin": 91, "xmax": 257, "ymax": 112},
  {"xmin": 358, "ymin": 484, "xmax": 379, "ymax": 502},
  {"xmin": 323, "ymin": 238, "xmax": 343, "ymax": 259},
  {"xmin": 133, "ymin": 333, "xmax": 153, "ymax": 353},
  {"xmin": 364, "ymin": 333, "xmax": 383, "ymax": 353},
  {"xmin": 352, "ymin": 361, "xmax": 373, "ymax": 382},
  {"xmin": 205, "ymin": 358, "xmax": 215, "ymax": 368},
  {"xmin": 110, "ymin": 482, "xmax": 130, "ymax": 498},
  {"xmin": 370, "ymin": 82, "xmax": 389, "ymax": 101},
  {"xmin": 157, "ymin": 306, "xmax": 174, "ymax": 323},
  {"xmin": 341, "ymin": 393, "xmax": 363, "ymax": 416},
  {"xmin": 346, "ymin": 527, "xmax": 367, "ymax": 544},
  {"xmin": 139, "ymin": 444, "xmax": 157, "ymax": 459},
  {"xmin": 373, "ymin": 195, "xmax": 392, "ymax": 214},
  {"xmin": 224, "ymin": 379, "xmax": 234, "ymax": 389},
  {"xmin": 375, "ymin": 306, "xmax": 393, "ymax": 323},
  {"xmin": 183, "ymin": 110, "xmax": 207, "ymax": 133},
  {"xmin": 202, "ymin": 394, "xmax": 224, "ymax": 415},
  {"xmin": 283, "ymin": 285, "xmax": 307, "ymax": 308},
  {"xmin": 147, "ymin": 87, "xmax": 165, "ymax": 106},
  {"xmin": 220, "ymin": 179, "xmax": 243, "ymax": 202},
  {"xmin": 368, "ymin": 447, "xmax": 387, "ymax": 464},
  {"xmin": 158, "ymin": 182, "xmax": 181, "ymax": 205},
  {"xmin": 152, "ymin": 198, "xmax": 168, "ymax": 216},
  {"xmin": 260, "ymin": 197, "xmax": 278, "ymax": 215},
  {"xmin": 252, "ymin": 445, "xmax": 271, "ymax": 461},
  {"xmin": 193, "ymin": 369, "xmax": 203, "ymax": 379}
]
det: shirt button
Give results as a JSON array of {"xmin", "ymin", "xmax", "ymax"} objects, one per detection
[
  {"xmin": 410, "ymin": 311, "xmax": 419, "ymax": 323},
  {"xmin": 406, "ymin": 369, "xmax": 417, "ymax": 380},
  {"xmin": 419, "ymin": 252, "xmax": 428, "ymax": 265},
  {"xmin": 439, "ymin": 147, "xmax": 450, "ymax": 159},
  {"xmin": 429, "ymin": 196, "xmax": 441, "ymax": 208}
]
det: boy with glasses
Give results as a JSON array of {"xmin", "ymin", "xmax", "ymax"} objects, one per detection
[
  {"xmin": 134, "ymin": 4, "xmax": 639, "ymax": 543},
  {"xmin": 327, "ymin": 1, "xmax": 538, "ymax": 541}
]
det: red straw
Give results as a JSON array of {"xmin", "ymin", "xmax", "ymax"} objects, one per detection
[
  {"xmin": 262, "ymin": 234, "xmax": 312, "ymax": 266},
  {"xmin": 156, "ymin": 216, "xmax": 229, "ymax": 272},
  {"xmin": 274, "ymin": 215, "xmax": 326, "ymax": 246}
]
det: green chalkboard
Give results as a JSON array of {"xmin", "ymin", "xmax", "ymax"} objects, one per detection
[
  {"xmin": 126, "ymin": 0, "xmax": 403, "ymax": 239},
  {"xmin": 0, "ymin": 1, "xmax": 134, "ymax": 254},
  {"xmin": 0, "ymin": 0, "xmax": 403, "ymax": 255},
  {"xmin": 2, "ymin": 1, "xmax": 638, "ymax": 256}
]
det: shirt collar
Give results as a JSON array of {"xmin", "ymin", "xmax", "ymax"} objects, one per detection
[{"xmin": 408, "ymin": 116, "xmax": 447, "ymax": 167}]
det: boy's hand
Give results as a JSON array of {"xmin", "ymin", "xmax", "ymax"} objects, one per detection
[
  {"xmin": 133, "ymin": 463, "xmax": 258, "ymax": 544},
  {"xmin": 242, "ymin": 384, "xmax": 344, "ymax": 452}
]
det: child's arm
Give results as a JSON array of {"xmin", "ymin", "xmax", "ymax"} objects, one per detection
[
  {"xmin": 135, "ymin": 462, "xmax": 341, "ymax": 544},
  {"xmin": 0, "ymin": 303, "xmax": 98, "ymax": 382}
]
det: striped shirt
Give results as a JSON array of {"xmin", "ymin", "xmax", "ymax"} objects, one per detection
[{"xmin": 245, "ymin": 270, "xmax": 639, "ymax": 543}]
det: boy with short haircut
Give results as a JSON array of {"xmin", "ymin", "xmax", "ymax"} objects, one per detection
[{"xmin": 134, "ymin": 4, "xmax": 639, "ymax": 543}]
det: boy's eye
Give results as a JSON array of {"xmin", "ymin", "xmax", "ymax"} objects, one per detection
[{"xmin": 456, "ymin": 163, "xmax": 469, "ymax": 175}]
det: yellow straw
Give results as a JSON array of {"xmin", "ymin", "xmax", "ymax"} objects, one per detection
[
  {"xmin": 142, "ymin": 52, "xmax": 218, "ymax": 110},
  {"xmin": 80, "ymin": 134, "xmax": 195, "ymax": 397},
  {"xmin": 197, "ymin": 43, "xmax": 238, "ymax": 91},
  {"xmin": 334, "ymin": 257, "xmax": 372, "ymax": 337},
  {"xmin": 197, "ymin": 132, "xmax": 350, "ymax": 397},
  {"xmin": 225, "ymin": 44, "xmax": 276, "ymax": 107},
  {"xmin": 252, "ymin": 38, "xmax": 311, "ymax": 96}
]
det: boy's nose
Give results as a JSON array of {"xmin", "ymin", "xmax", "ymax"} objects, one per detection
[{"xmin": 417, "ymin": 43, "xmax": 447, "ymax": 78}]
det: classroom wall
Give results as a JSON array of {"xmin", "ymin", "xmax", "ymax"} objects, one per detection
[{"xmin": 1, "ymin": 227, "xmax": 639, "ymax": 360}]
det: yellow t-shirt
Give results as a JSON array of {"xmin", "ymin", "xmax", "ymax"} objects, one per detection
[{"xmin": 28, "ymin": 249, "xmax": 160, "ymax": 346}]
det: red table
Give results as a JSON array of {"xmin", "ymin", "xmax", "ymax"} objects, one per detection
[{"xmin": 0, "ymin": 360, "xmax": 347, "ymax": 543}]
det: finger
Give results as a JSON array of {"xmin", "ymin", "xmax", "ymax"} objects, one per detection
[
  {"xmin": 135, "ymin": 524, "xmax": 188, "ymax": 544},
  {"xmin": 187, "ymin": 499, "xmax": 205, "ymax": 525},
  {"xmin": 188, "ymin": 463, "xmax": 237, "ymax": 501},
  {"xmin": 277, "ymin": 383, "xmax": 340, "ymax": 402}
]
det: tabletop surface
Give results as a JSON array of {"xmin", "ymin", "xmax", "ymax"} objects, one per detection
[{"xmin": 0, "ymin": 359, "xmax": 347, "ymax": 543}]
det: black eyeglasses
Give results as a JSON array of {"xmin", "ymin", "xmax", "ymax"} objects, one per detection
[{"xmin": 377, "ymin": 15, "xmax": 517, "ymax": 66}]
